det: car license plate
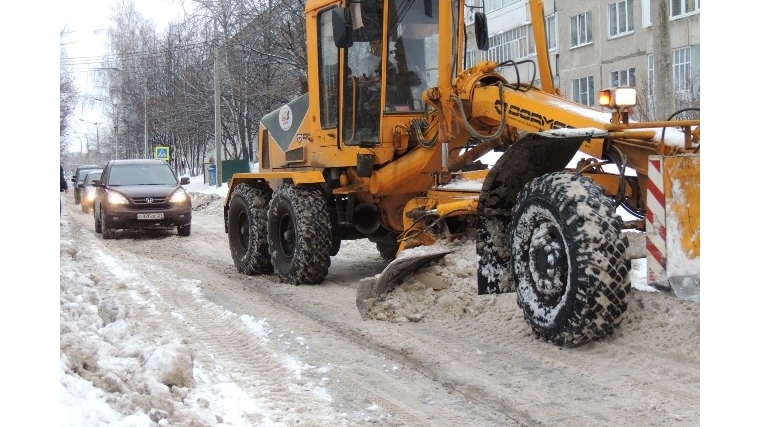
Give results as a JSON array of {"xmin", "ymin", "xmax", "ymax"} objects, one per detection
[{"xmin": 137, "ymin": 213, "xmax": 164, "ymax": 220}]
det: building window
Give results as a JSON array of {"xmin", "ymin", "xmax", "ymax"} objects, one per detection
[
  {"xmin": 488, "ymin": 25, "xmax": 532, "ymax": 62},
  {"xmin": 609, "ymin": 0, "xmax": 634, "ymax": 37},
  {"xmin": 673, "ymin": 47, "xmax": 691, "ymax": 92},
  {"xmin": 546, "ymin": 14, "xmax": 557, "ymax": 51},
  {"xmin": 646, "ymin": 54, "xmax": 656, "ymax": 118},
  {"xmin": 572, "ymin": 76, "xmax": 595, "ymax": 106},
  {"xmin": 465, "ymin": 50, "xmax": 479, "ymax": 69},
  {"xmin": 671, "ymin": 0, "xmax": 699, "ymax": 18},
  {"xmin": 485, "ymin": 0, "xmax": 513, "ymax": 13},
  {"xmin": 526, "ymin": 14, "xmax": 557, "ymax": 56},
  {"xmin": 611, "ymin": 68, "xmax": 636, "ymax": 87},
  {"xmin": 642, "ymin": 0, "xmax": 652, "ymax": 27},
  {"xmin": 571, "ymin": 12, "xmax": 593, "ymax": 47}
]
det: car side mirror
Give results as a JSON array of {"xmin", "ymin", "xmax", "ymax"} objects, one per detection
[
  {"xmin": 78, "ymin": 183, "xmax": 85, "ymax": 189},
  {"xmin": 180, "ymin": 177, "xmax": 190, "ymax": 185},
  {"xmin": 93, "ymin": 180, "xmax": 103, "ymax": 187}
]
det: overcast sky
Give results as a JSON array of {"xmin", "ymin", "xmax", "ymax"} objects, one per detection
[{"xmin": 59, "ymin": 0, "xmax": 189, "ymax": 137}]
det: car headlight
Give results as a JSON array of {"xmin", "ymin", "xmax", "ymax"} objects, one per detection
[
  {"xmin": 169, "ymin": 190, "xmax": 189, "ymax": 204},
  {"xmin": 85, "ymin": 189, "xmax": 96, "ymax": 202},
  {"xmin": 106, "ymin": 192, "xmax": 129, "ymax": 205}
]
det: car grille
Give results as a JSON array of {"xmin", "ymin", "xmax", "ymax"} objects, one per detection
[{"xmin": 132, "ymin": 197, "xmax": 168, "ymax": 206}]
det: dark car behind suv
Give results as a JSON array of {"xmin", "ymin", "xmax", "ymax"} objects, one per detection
[
  {"xmin": 93, "ymin": 159, "xmax": 192, "ymax": 239},
  {"xmin": 72, "ymin": 165, "xmax": 103, "ymax": 205},
  {"xmin": 78, "ymin": 169, "xmax": 103, "ymax": 213}
]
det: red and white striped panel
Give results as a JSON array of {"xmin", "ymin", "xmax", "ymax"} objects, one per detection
[{"xmin": 646, "ymin": 156, "xmax": 666, "ymax": 285}]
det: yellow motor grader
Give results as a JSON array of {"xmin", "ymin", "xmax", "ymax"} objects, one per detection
[{"xmin": 223, "ymin": 0, "xmax": 700, "ymax": 346}]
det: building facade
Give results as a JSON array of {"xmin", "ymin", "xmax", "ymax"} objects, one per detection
[{"xmin": 466, "ymin": 0, "xmax": 700, "ymax": 120}]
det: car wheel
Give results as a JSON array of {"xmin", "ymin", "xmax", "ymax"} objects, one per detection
[
  {"xmin": 267, "ymin": 184, "xmax": 332, "ymax": 285},
  {"xmin": 510, "ymin": 172, "xmax": 631, "ymax": 346},
  {"xmin": 94, "ymin": 207, "xmax": 102, "ymax": 233},
  {"xmin": 101, "ymin": 209, "xmax": 115, "ymax": 239},
  {"xmin": 227, "ymin": 184, "xmax": 273, "ymax": 275},
  {"xmin": 177, "ymin": 224, "xmax": 191, "ymax": 237}
]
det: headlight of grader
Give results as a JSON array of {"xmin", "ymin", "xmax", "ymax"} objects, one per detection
[
  {"xmin": 598, "ymin": 87, "xmax": 636, "ymax": 109},
  {"xmin": 599, "ymin": 87, "xmax": 637, "ymax": 124}
]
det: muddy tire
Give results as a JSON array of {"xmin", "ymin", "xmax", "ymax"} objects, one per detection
[
  {"xmin": 227, "ymin": 184, "xmax": 273, "ymax": 275},
  {"xmin": 177, "ymin": 224, "xmax": 191, "ymax": 237},
  {"xmin": 101, "ymin": 209, "xmax": 115, "ymax": 239},
  {"xmin": 267, "ymin": 184, "xmax": 332, "ymax": 285},
  {"xmin": 329, "ymin": 236, "xmax": 341, "ymax": 256},
  {"xmin": 510, "ymin": 172, "xmax": 630, "ymax": 346},
  {"xmin": 376, "ymin": 242, "xmax": 399, "ymax": 261},
  {"xmin": 94, "ymin": 208, "xmax": 102, "ymax": 233}
]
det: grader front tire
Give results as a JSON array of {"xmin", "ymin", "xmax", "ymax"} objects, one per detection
[{"xmin": 510, "ymin": 172, "xmax": 631, "ymax": 346}]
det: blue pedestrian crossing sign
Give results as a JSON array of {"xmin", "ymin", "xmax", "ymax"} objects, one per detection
[{"xmin": 155, "ymin": 146, "xmax": 170, "ymax": 161}]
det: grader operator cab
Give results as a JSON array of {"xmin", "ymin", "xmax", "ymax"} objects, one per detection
[{"xmin": 223, "ymin": 0, "xmax": 700, "ymax": 346}]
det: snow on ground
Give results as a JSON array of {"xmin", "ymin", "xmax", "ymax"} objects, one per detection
[{"xmin": 52, "ymin": 169, "xmax": 706, "ymax": 427}]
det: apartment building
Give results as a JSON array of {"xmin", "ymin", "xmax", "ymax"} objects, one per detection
[{"xmin": 465, "ymin": 0, "xmax": 700, "ymax": 119}]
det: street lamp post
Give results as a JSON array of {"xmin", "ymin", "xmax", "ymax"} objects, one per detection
[
  {"xmin": 94, "ymin": 98, "xmax": 119, "ymax": 159},
  {"xmin": 73, "ymin": 132, "xmax": 90, "ymax": 164},
  {"xmin": 91, "ymin": 68, "xmax": 121, "ymax": 159},
  {"xmin": 79, "ymin": 119, "xmax": 102, "ymax": 164},
  {"xmin": 144, "ymin": 81, "xmax": 149, "ymax": 159}
]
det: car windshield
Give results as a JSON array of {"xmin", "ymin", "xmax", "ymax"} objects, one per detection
[
  {"xmin": 84, "ymin": 172, "xmax": 102, "ymax": 185},
  {"xmin": 108, "ymin": 164, "xmax": 178, "ymax": 186},
  {"xmin": 77, "ymin": 169, "xmax": 98, "ymax": 181}
]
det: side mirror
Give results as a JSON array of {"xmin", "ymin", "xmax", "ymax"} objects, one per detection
[
  {"xmin": 332, "ymin": 7, "xmax": 353, "ymax": 48},
  {"xmin": 77, "ymin": 183, "xmax": 85, "ymax": 189},
  {"xmin": 71, "ymin": 177, "xmax": 76, "ymax": 183},
  {"xmin": 475, "ymin": 12, "xmax": 489, "ymax": 51},
  {"xmin": 92, "ymin": 180, "xmax": 103, "ymax": 187},
  {"xmin": 180, "ymin": 177, "xmax": 190, "ymax": 185}
]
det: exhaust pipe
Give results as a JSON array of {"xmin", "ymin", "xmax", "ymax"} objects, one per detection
[{"xmin": 353, "ymin": 203, "xmax": 381, "ymax": 234}]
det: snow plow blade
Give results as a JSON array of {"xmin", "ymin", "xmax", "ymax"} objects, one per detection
[{"xmin": 356, "ymin": 248, "xmax": 454, "ymax": 318}]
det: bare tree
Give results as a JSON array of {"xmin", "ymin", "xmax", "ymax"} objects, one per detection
[
  {"xmin": 635, "ymin": 73, "xmax": 699, "ymax": 122},
  {"xmin": 97, "ymin": 0, "xmax": 310, "ymax": 175},
  {"xmin": 60, "ymin": 27, "xmax": 79, "ymax": 155}
]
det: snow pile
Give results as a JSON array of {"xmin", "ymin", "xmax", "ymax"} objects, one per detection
[
  {"xmin": 363, "ymin": 239, "xmax": 508, "ymax": 322},
  {"xmin": 188, "ymin": 192, "xmax": 225, "ymax": 214},
  {"xmin": 60, "ymin": 243, "xmax": 199, "ymax": 425},
  {"xmin": 59, "ymin": 235, "xmax": 263, "ymax": 426},
  {"xmin": 363, "ymin": 234, "xmax": 651, "ymax": 323}
]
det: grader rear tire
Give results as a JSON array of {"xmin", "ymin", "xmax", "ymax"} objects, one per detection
[
  {"xmin": 267, "ymin": 184, "xmax": 332, "ymax": 285},
  {"xmin": 227, "ymin": 184, "xmax": 273, "ymax": 275},
  {"xmin": 510, "ymin": 172, "xmax": 631, "ymax": 346}
]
